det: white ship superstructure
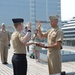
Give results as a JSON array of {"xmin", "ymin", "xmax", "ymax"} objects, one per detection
[{"xmin": 62, "ymin": 17, "xmax": 75, "ymax": 46}]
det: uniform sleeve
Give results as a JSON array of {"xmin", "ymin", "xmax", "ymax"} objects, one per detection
[
  {"xmin": 19, "ymin": 32, "xmax": 31, "ymax": 43},
  {"xmin": 43, "ymin": 30, "xmax": 50, "ymax": 38},
  {"xmin": 38, "ymin": 26, "xmax": 50, "ymax": 38},
  {"xmin": 39, "ymin": 30, "xmax": 50, "ymax": 38},
  {"xmin": 56, "ymin": 30, "xmax": 63, "ymax": 43}
]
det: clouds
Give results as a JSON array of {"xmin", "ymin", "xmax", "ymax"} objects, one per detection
[{"xmin": 61, "ymin": 0, "xmax": 75, "ymax": 21}]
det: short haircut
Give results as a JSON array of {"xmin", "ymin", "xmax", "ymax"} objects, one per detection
[{"xmin": 14, "ymin": 22, "xmax": 21, "ymax": 28}]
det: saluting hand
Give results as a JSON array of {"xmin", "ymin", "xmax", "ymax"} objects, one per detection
[
  {"xmin": 38, "ymin": 20, "xmax": 41, "ymax": 28},
  {"xmin": 27, "ymin": 22, "xmax": 31, "ymax": 30}
]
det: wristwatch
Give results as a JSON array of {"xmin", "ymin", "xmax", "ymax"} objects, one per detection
[{"xmin": 27, "ymin": 30, "xmax": 31, "ymax": 32}]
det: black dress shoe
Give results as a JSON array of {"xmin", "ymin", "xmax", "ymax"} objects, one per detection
[
  {"xmin": 5, "ymin": 62, "xmax": 8, "ymax": 64},
  {"xmin": 3, "ymin": 62, "xmax": 8, "ymax": 65},
  {"xmin": 61, "ymin": 71, "xmax": 66, "ymax": 75}
]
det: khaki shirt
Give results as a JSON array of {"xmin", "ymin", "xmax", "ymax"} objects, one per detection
[
  {"xmin": 0, "ymin": 29, "xmax": 10, "ymax": 44},
  {"xmin": 11, "ymin": 30, "xmax": 26, "ymax": 54},
  {"xmin": 39, "ymin": 26, "xmax": 63, "ymax": 54}
]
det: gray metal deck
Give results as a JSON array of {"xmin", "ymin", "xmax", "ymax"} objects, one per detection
[{"xmin": 0, "ymin": 45, "xmax": 75, "ymax": 75}]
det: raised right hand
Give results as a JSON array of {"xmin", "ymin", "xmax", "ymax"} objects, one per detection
[
  {"xmin": 37, "ymin": 20, "xmax": 41, "ymax": 28},
  {"xmin": 27, "ymin": 22, "xmax": 31, "ymax": 30}
]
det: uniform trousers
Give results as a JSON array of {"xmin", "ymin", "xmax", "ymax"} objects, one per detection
[
  {"xmin": 12, "ymin": 54, "xmax": 27, "ymax": 75},
  {"xmin": 47, "ymin": 50, "xmax": 61, "ymax": 74},
  {"xmin": 0, "ymin": 43, "xmax": 8, "ymax": 63}
]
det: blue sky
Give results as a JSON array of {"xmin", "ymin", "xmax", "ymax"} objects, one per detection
[{"xmin": 61, "ymin": 0, "xmax": 75, "ymax": 21}]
